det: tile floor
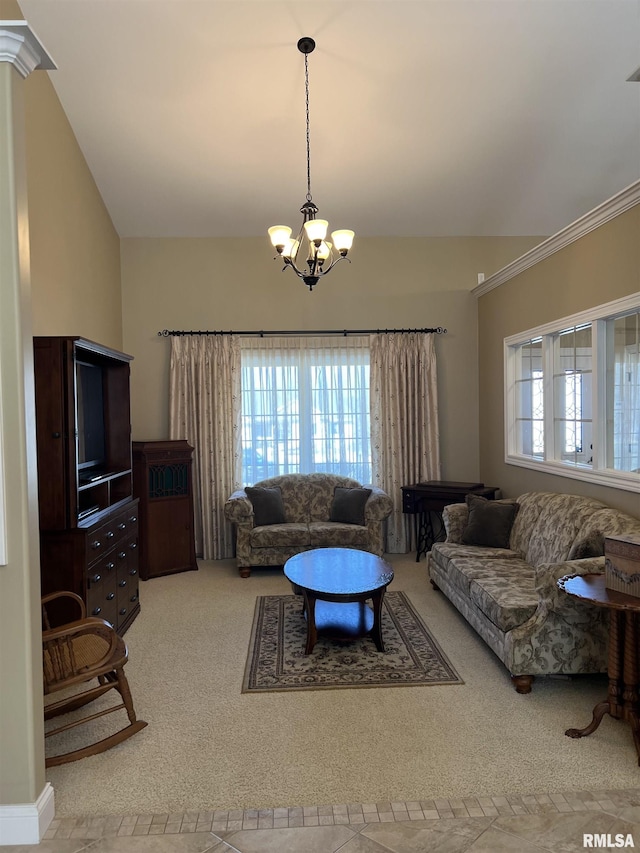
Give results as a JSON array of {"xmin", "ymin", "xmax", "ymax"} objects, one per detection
[{"xmin": 5, "ymin": 789, "xmax": 640, "ymax": 852}]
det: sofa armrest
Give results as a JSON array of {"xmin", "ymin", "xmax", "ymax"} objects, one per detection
[
  {"xmin": 535, "ymin": 555, "xmax": 605, "ymax": 611},
  {"xmin": 364, "ymin": 487, "xmax": 393, "ymax": 523},
  {"xmin": 224, "ymin": 490, "xmax": 254, "ymax": 525},
  {"xmin": 442, "ymin": 503, "xmax": 469, "ymax": 544}
]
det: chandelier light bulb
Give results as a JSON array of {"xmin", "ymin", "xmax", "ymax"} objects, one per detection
[
  {"xmin": 282, "ymin": 238, "xmax": 299, "ymax": 259},
  {"xmin": 317, "ymin": 241, "xmax": 332, "ymax": 261},
  {"xmin": 331, "ymin": 230, "xmax": 355, "ymax": 255},
  {"xmin": 268, "ymin": 225, "xmax": 292, "ymax": 251},
  {"xmin": 303, "ymin": 219, "xmax": 328, "ymax": 243}
]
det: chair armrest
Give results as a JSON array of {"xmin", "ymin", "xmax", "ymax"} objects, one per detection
[
  {"xmin": 535, "ymin": 556, "xmax": 605, "ymax": 611},
  {"xmin": 364, "ymin": 487, "xmax": 393, "ymax": 522},
  {"xmin": 41, "ymin": 590, "xmax": 87, "ymax": 630},
  {"xmin": 42, "ymin": 590, "xmax": 86, "ymax": 616},
  {"xmin": 442, "ymin": 503, "xmax": 469, "ymax": 544},
  {"xmin": 224, "ymin": 490, "xmax": 254, "ymax": 524}
]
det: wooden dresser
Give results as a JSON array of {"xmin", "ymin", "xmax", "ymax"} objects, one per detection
[{"xmin": 33, "ymin": 336, "xmax": 140, "ymax": 634}]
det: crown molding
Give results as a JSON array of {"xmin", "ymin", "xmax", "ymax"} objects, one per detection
[
  {"xmin": 473, "ymin": 179, "xmax": 640, "ymax": 297},
  {"xmin": 0, "ymin": 21, "xmax": 56, "ymax": 78}
]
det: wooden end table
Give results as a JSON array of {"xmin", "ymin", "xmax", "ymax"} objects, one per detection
[
  {"xmin": 557, "ymin": 573, "xmax": 640, "ymax": 765},
  {"xmin": 284, "ymin": 548, "xmax": 394, "ymax": 655}
]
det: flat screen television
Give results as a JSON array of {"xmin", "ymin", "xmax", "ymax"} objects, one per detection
[{"xmin": 75, "ymin": 360, "xmax": 106, "ymax": 472}]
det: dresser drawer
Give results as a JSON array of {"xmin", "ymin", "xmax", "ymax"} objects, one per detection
[
  {"xmin": 86, "ymin": 569, "xmax": 118, "ymax": 626},
  {"xmin": 115, "ymin": 540, "xmax": 139, "ymax": 623}
]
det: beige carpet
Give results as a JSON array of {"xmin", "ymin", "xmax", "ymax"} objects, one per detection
[{"xmin": 46, "ymin": 554, "xmax": 640, "ymax": 817}]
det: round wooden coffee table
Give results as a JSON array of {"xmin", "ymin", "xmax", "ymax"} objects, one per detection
[
  {"xmin": 284, "ymin": 548, "xmax": 394, "ymax": 655},
  {"xmin": 558, "ymin": 573, "xmax": 640, "ymax": 765}
]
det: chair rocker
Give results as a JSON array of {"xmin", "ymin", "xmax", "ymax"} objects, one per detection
[{"xmin": 42, "ymin": 591, "xmax": 147, "ymax": 767}]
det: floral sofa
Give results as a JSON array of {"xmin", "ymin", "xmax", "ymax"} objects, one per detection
[
  {"xmin": 224, "ymin": 473, "xmax": 393, "ymax": 577},
  {"xmin": 427, "ymin": 491, "xmax": 640, "ymax": 693}
]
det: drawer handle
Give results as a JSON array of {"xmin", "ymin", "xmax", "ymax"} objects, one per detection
[
  {"xmin": 119, "ymin": 608, "xmax": 127, "ymax": 616},
  {"xmin": 91, "ymin": 540, "xmax": 102, "ymax": 550},
  {"xmin": 106, "ymin": 592, "xmax": 115, "ymax": 601},
  {"xmin": 106, "ymin": 531, "xmax": 115, "ymax": 539},
  {"xmin": 130, "ymin": 593, "xmax": 138, "ymax": 603},
  {"xmin": 119, "ymin": 580, "xmax": 127, "ymax": 588},
  {"xmin": 106, "ymin": 562, "xmax": 115, "ymax": 571},
  {"xmin": 90, "ymin": 574, "xmax": 101, "ymax": 584},
  {"xmin": 118, "ymin": 522, "xmax": 126, "ymax": 530},
  {"xmin": 92, "ymin": 607, "xmax": 101, "ymax": 615},
  {"xmin": 129, "ymin": 542, "xmax": 137, "ymax": 550},
  {"xmin": 130, "ymin": 516, "xmax": 138, "ymax": 523},
  {"xmin": 129, "ymin": 568, "xmax": 138, "ymax": 576},
  {"xmin": 118, "ymin": 551, "xmax": 126, "ymax": 560}
]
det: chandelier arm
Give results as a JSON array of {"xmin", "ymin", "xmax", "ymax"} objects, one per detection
[
  {"xmin": 282, "ymin": 256, "xmax": 306, "ymax": 278},
  {"xmin": 284, "ymin": 253, "xmax": 349, "ymax": 280},
  {"xmin": 316, "ymin": 255, "xmax": 351, "ymax": 276}
]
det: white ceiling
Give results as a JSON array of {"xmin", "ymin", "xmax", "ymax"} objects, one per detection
[{"xmin": 17, "ymin": 0, "xmax": 640, "ymax": 239}]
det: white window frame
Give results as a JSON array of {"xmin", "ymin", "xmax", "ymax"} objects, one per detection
[{"xmin": 504, "ymin": 292, "xmax": 640, "ymax": 493}]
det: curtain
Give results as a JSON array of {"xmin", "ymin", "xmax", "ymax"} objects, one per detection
[
  {"xmin": 240, "ymin": 336, "xmax": 371, "ymax": 484},
  {"xmin": 370, "ymin": 332, "xmax": 440, "ymax": 553},
  {"xmin": 169, "ymin": 336, "xmax": 241, "ymax": 559}
]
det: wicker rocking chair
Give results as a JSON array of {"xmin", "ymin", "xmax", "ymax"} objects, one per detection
[{"xmin": 42, "ymin": 591, "xmax": 147, "ymax": 767}]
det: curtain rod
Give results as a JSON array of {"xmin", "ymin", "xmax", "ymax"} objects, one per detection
[{"xmin": 158, "ymin": 327, "xmax": 447, "ymax": 337}]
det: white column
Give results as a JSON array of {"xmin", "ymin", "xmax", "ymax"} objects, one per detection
[{"xmin": 0, "ymin": 21, "xmax": 56, "ymax": 847}]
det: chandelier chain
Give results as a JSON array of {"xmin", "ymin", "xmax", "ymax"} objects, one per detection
[{"xmin": 304, "ymin": 51, "xmax": 312, "ymax": 202}]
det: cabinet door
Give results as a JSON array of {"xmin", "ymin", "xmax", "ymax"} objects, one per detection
[
  {"xmin": 33, "ymin": 338, "xmax": 76, "ymax": 529},
  {"xmin": 145, "ymin": 497, "xmax": 194, "ymax": 577}
]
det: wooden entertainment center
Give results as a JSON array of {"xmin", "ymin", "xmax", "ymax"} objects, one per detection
[{"xmin": 33, "ymin": 336, "xmax": 140, "ymax": 634}]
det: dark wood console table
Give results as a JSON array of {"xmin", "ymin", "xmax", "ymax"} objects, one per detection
[
  {"xmin": 558, "ymin": 573, "xmax": 640, "ymax": 765},
  {"xmin": 402, "ymin": 481, "xmax": 499, "ymax": 561}
]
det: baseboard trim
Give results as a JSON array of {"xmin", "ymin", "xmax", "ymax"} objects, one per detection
[{"xmin": 0, "ymin": 782, "xmax": 55, "ymax": 846}]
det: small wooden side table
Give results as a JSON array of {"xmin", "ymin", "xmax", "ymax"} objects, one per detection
[
  {"xmin": 557, "ymin": 573, "xmax": 640, "ymax": 765},
  {"xmin": 402, "ymin": 481, "xmax": 499, "ymax": 561}
]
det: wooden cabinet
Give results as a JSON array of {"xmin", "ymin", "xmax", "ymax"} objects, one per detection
[
  {"xmin": 132, "ymin": 440, "xmax": 197, "ymax": 580},
  {"xmin": 33, "ymin": 336, "xmax": 140, "ymax": 634}
]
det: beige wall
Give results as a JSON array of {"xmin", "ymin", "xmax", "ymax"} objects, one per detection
[
  {"xmin": 24, "ymin": 71, "xmax": 122, "ymax": 348},
  {"xmin": 121, "ymin": 235, "xmax": 540, "ymax": 482},
  {"xmin": 0, "ymin": 54, "xmax": 46, "ymax": 813},
  {"xmin": 1, "ymin": 0, "xmax": 123, "ymax": 821},
  {"xmin": 477, "ymin": 205, "xmax": 640, "ymax": 515}
]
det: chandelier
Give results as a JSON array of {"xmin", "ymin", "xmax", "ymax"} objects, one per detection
[{"xmin": 268, "ymin": 37, "xmax": 354, "ymax": 292}]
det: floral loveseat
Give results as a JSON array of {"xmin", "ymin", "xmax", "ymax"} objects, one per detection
[
  {"xmin": 224, "ymin": 473, "xmax": 393, "ymax": 577},
  {"xmin": 427, "ymin": 491, "xmax": 640, "ymax": 693}
]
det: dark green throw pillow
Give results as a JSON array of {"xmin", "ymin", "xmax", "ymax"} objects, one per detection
[
  {"xmin": 568, "ymin": 531, "xmax": 606, "ymax": 560},
  {"xmin": 330, "ymin": 487, "xmax": 372, "ymax": 526},
  {"xmin": 245, "ymin": 486, "xmax": 286, "ymax": 527},
  {"xmin": 460, "ymin": 494, "xmax": 519, "ymax": 549}
]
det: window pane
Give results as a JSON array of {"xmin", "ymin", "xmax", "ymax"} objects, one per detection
[
  {"xmin": 515, "ymin": 338, "xmax": 544, "ymax": 457},
  {"xmin": 607, "ymin": 311, "xmax": 640, "ymax": 472},
  {"xmin": 553, "ymin": 325, "xmax": 592, "ymax": 467},
  {"xmin": 240, "ymin": 339, "xmax": 371, "ymax": 485}
]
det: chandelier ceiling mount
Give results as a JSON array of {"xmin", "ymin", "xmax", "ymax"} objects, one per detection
[{"xmin": 268, "ymin": 37, "xmax": 354, "ymax": 292}]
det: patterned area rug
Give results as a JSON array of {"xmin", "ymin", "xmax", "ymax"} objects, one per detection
[{"xmin": 242, "ymin": 591, "xmax": 463, "ymax": 692}]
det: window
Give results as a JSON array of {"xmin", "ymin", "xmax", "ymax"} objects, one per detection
[
  {"xmin": 505, "ymin": 294, "xmax": 640, "ymax": 492},
  {"xmin": 240, "ymin": 336, "xmax": 371, "ymax": 485}
]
